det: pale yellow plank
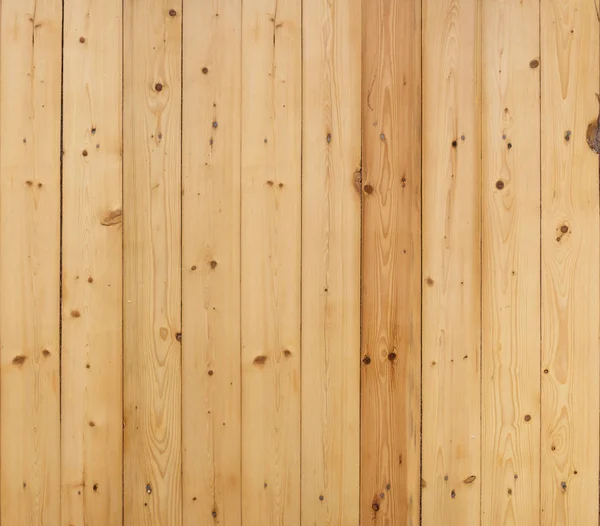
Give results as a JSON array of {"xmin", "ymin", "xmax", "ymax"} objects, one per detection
[
  {"xmin": 0, "ymin": 0, "xmax": 62, "ymax": 524},
  {"xmin": 182, "ymin": 1, "xmax": 241, "ymax": 525},
  {"xmin": 481, "ymin": 1, "xmax": 541, "ymax": 523},
  {"xmin": 240, "ymin": 0, "xmax": 302, "ymax": 523},
  {"xmin": 540, "ymin": 0, "xmax": 600, "ymax": 523},
  {"xmin": 301, "ymin": 0, "xmax": 361, "ymax": 524},
  {"xmin": 421, "ymin": 0, "xmax": 480, "ymax": 524},
  {"xmin": 123, "ymin": 2, "xmax": 182, "ymax": 524},
  {"xmin": 361, "ymin": 0, "xmax": 421, "ymax": 523},
  {"xmin": 61, "ymin": 1, "xmax": 123, "ymax": 524}
]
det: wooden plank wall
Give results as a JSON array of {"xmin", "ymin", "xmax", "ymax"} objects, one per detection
[{"xmin": 0, "ymin": 1, "xmax": 598, "ymax": 525}]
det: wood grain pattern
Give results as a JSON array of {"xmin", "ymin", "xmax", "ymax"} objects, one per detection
[
  {"xmin": 540, "ymin": 0, "xmax": 600, "ymax": 523},
  {"xmin": 0, "ymin": 1, "xmax": 62, "ymax": 524},
  {"xmin": 61, "ymin": 0, "xmax": 123, "ymax": 524},
  {"xmin": 361, "ymin": 0, "xmax": 421, "ymax": 523},
  {"xmin": 421, "ymin": 0, "xmax": 480, "ymax": 524},
  {"xmin": 123, "ymin": 1, "xmax": 182, "ymax": 524},
  {"xmin": 240, "ymin": 0, "xmax": 302, "ymax": 524},
  {"xmin": 481, "ymin": 1, "xmax": 541, "ymax": 523},
  {"xmin": 182, "ymin": 1, "xmax": 241, "ymax": 525},
  {"xmin": 301, "ymin": 0, "xmax": 361, "ymax": 524}
]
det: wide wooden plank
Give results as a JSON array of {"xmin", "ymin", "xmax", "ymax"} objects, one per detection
[
  {"xmin": 301, "ymin": 0, "xmax": 361, "ymax": 524},
  {"xmin": 123, "ymin": 1, "xmax": 182, "ymax": 524},
  {"xmin": 360, "ymin": 0, "xmax": 421, "ymax": 523},
  {"xmin": 240, "ymin": 0, "xmax": 302, "ymax": 523},
  {"xmin": 540, "ymin": 0, "xmax": 600, "ymax": 523},
  {"xmin": 0, "ymin": 0, "xmax": 62, "ymax": 524},
  {"xmin": 181, "ymin": 1, "xmax": 241, "ymax": 525},
  {"xmin": 421, "ymin": 0, "xmax": 480, "ymax": 524},
  {"xmin": 61, "ymin": 1, "xmax": 123, "ymax": 524},
  {"xmin": 481, "ymin": 1, "xmax": 541, "ymax": 523}
]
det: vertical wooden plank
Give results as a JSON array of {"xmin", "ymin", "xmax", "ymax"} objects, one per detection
[
  {"xmin": 421, "ymin": 0, "xmax": 480, "ymax": 524},
  {"xmin": 301, "ymin": 0, "xmax": 361, "ymax": 524},
  {"xmin": 182, "ymin": 1, "xmax": 241, "ymax": 525},
  {"xmin": 541, "ymin": 0, "xmax": 600, "ymax": 523},
  {"xmin": 0, "ymin": 0, "xmax": 62, "ymax": 524},
  {"xmin": 123, "ymin": 1, "xmax": 182, "ymax": 524},
  {"xmin": 361, "ymin": 0, "xmax": 421, "ymax": 523},
  {"xmin": 240, "ymin": 0, "xmax": 302, "ymax": 523},
  {"xmin": 61, "ymin": 0, "xmax": 123, "ymax": 524},
  {"xmin": 481, "ymin": 0, "xmax": 540, "ymax": 523}
]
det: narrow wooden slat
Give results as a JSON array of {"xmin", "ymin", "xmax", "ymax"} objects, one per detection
[
  {"xmin": 182, "ymin": 1, "xmax": 241, "ymax": 524},
  {"xmin": 0, "ymin": 1, "xmax": 62, "ymax": 524},
  {"xmin": 240, "ymin": 0, "xmax": 302, "ymax": 523},
  {"xmin": 540, "ymin": 0, "xmax": 600, "ymax": 523},
  {"xmin": 301, "ymin": 0, "xmax": 361, "ymax": 524},
  {"xmin": 361, "ymin": 0, "xmax": 421, "ymax": 523},
  {"xmin": 421, "ymin": 0, "xmax": 480, "ymax": 523},
  {"xmin": 123, "ymin": 1, "xmax": 182, "ymax": 524},
  {"xmin": 481, "ymin": 0, "xmax": 540, "ymax": 523},
  {"xmin": 61, "ymin": 0, "xmax": 123, "ymax": 524}
]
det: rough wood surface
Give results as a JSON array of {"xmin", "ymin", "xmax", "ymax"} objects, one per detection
[
  {"xmin": 61, "ymin": 0, "xmax": 123, "ymax": 524},
  {"xmin": 182, "ymin": 1, "xmax": 242, "ymax": 524},
  {"xmin": 240, "ymin": 0, "xmax": 302, "ymax": 524},
  {"xmin": 361, "ymin": 0, "xmax": 421, "ymax": 523},
  {"xmin": 541, "ymin": 1, "xmax": 600, "ymax": 523},
  {"xmin": 481, "ymin": 0, "xmax": 541, "ymax": 523},
  {"xmin": 0, "ymin": 1, "xmax": 62, "ymax": 524},
  {"xmin": 421, "ymin": 0, "xmax": 481, "ymax": 524},
  {"xmin": 302, "ymin": 0, "xmax": 361, "ymax": 524},
  {"xmin": 123, "ymin": 1, "xmax": 183, "ymax": 524},
  {"xmin": 0, "ymin": 2, "xmax": 597, "ymax": 524}
]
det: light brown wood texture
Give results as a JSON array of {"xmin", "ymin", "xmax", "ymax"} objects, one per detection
[
  {"xmin": 301, "ymin": 0, "xmax": 361, "ymax": 525},
  {"xmin": 0, "ymin": 0, "xmax": 62, "ymax": 524},
  {"xmin": 361, "ymin": 0, "xmax": 421, "ymax": 524},
  {"xmin": 123, "ymin": 1, "xmax": 182, "ymax": 525},
  {"xmin": 182, "ymin": 1, "xmax": 241, "ymax": 525},
  {"xmin": 541, "ymin": 0, "xmax": 600, "ymax": 524},
  {"xmin": 0, "ymin": 1, "xmax": 599, "ymax": 524},
  {"xmin": 240, "ymin": 0, "xmax": 302, "ymax": 524},
  {"xmin": 421, "ymin": 0, "xmax": 480, "ymax": 524},
  {"xmin": 61, "ymin": 0, "xmax": 123, "ymax": 525},
  {"xmin": 481, "ymin": 1, "xmax": 541, "ymax": 524}
]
